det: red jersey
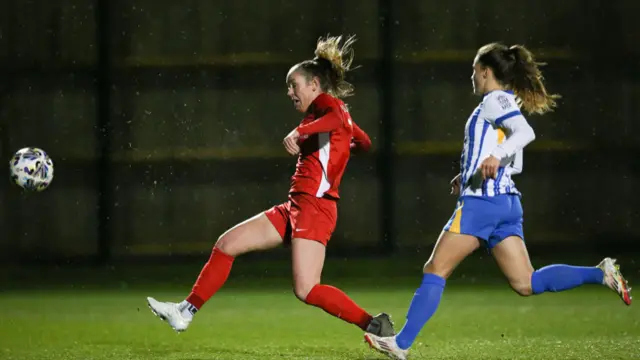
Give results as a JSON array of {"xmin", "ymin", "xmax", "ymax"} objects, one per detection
[{"xmin": 289, "ymin": 93, "xmax": 371, "ymax": 199}]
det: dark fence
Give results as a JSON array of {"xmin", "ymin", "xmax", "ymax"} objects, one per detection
[{"xmin": 0, "ymin": 0, "xmax": 638, "ymax": 262}]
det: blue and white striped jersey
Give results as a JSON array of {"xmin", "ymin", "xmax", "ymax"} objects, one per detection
[{"xmin": 459, "ymin": 90, "xmax": 531, "ymax": 197}]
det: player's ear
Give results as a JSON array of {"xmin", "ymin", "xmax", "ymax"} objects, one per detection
[
  {"xmin": 311, "ymin": 76, "xmax": 321, "ymax": 91},
  {"xmin": 483, "ymin": 66, "xmax": 492, "ymax": 80}
]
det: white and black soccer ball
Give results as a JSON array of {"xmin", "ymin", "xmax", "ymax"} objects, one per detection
[{"xmin": 9, "ymin": 147, "xmax": 54, "ymax": 191}]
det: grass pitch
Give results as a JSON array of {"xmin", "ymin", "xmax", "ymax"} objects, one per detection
[{"xmin": 1, "ymin": 280, "xmax": 638, "ymax": 359}]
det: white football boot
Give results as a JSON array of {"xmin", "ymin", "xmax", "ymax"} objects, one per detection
[
  {"xmin": 147, "ymin": 297, "xmax": 192, "ymax": 332},
  {"xmin": 364, "ymin": 333, "xmax": 409, "ymax": 360},
  {"xmin": 597, "ymin": 258, "xmax": 632, "ymax": 305}
]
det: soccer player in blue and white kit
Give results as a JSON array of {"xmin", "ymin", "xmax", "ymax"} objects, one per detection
[{"xmin": 364, "ymin": 42, "xmax": 633, "ymax": 360}]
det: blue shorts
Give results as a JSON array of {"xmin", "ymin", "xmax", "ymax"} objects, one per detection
[{"xmin": 443, "ymin": 194, "xmax": 524, "ymax": 249}]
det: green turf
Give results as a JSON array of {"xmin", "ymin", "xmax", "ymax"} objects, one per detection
[{"xmin": 1, "ymin": 283, "xmax": 638, "ymax": 360}]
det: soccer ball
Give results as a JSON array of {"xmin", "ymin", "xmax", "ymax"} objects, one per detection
[{"xmin": 9, "ymin": 147, "xmax": 54, "ymax": 191}]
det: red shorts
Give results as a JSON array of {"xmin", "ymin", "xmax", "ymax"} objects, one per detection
[{"xmin": 264, "ymin": 192, "xmax": 337, "ymax": 246}]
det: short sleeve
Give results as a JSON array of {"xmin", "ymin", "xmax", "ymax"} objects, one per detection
[{"xmin": 483, "ymin": 92, "xmax": 522, "ymax": 126}]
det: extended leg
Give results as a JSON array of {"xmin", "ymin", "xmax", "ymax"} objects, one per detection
[
  {"xmin": 365, "ymin": 231, "xmax": 480, "ymax": 359},
  {"xmin": 147, "ymin": 213, "xmax": 284, "ymax": 332}
]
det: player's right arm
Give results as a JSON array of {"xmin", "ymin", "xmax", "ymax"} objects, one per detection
[
  {"xmin": 296, "ymin": 95, "xmax": 345, "ymax": 137},
  {"xmin": 283, "ymin": 101, "xmax": 343, "ymax": 155},
  {"xmin": 296, "ymin": 108, "xmax": 343, "ymax": 136}
]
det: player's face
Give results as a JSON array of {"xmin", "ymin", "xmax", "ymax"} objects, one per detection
[
  {"xmin": 471, "ymin": 57, "xmax": 487, "ymax": 95},
  {"xmin": 286, "ymin": 68, "xmax": 319, "ymax": 113}
]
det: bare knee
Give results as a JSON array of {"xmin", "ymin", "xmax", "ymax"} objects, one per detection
[
  {"xmin": 291, "ymin": 238, "xmax": 325, "ymax": 302},
  {"xmin": 508, "ymin": 272, "xmax": 534, "ymax": 296},
  {"xmin": 214, "ymin": 233, "xmax": 236, "ymax": 256},
  {"xmin": 421, "ymin": 232, "xmax": 479, "ymax": 279},
  {"xmin": 292, "ymin": 280, "xmax": 319, "ymax": 302},
  {"xmin": 423, "ymin": 259, "xmax": 453, "ymax": 279},
  {"xmin": 212, "ymin": 213, "xmax": 283, "ymax": 257}
]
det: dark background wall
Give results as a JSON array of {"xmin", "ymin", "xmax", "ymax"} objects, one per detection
[{"xmin": 1, "ymin": 0, "xmax": 638, "ymax": 263}]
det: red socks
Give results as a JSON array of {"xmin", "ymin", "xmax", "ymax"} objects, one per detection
[
  {"xmin": 186, "ymin": 247, "xmax": 235, "ymax": 309},
  {"xmin": 185, "ymin": 248, "xmax": 372, "ymax": 332},
  {"xmin": 305, "ymin": 284, "xmax": 373, "ymax": 330}
]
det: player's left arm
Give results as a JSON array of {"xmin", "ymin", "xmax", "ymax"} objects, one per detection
[
  {"xmin": 490, "ymin": 116, "xmax": 536, "ymax": 161},
  {"xmin": 510, "ymin": 149, "xmax": 524, "ymax": 175},
  {"xmin": 480, "ymin": 94, "xmax": 536, "ymax": 179},
  {"xmin": 350, "ymin": 121, "xmax": 372, "ymax": 153}
]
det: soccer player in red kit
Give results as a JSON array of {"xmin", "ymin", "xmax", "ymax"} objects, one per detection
[{"xmin": 146, "ymin": 35, "xmax": 395, "ymax": 338}]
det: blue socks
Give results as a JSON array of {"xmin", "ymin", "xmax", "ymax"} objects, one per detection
[
  {"xmin": 394, "ymin": 265, "xmax": 603, "ymax": 351},
  {"xmin": 395, "ymin": 273, "xmax": 446, "ymax": 350},
  {"xmin": 531, "ymin": 264, "xmax": 604, "ymax": 294}
]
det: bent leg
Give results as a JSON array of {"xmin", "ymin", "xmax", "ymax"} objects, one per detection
[
  {"xmin": 292, "ymin": 238, "xmax": 375, "ymax": 331},
  {"xmin": 492, "ymin": 236, "xmax": 604, "ymax": 297}
]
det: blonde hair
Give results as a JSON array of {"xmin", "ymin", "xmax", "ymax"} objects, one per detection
[
  {"xmin": 298, "ymin": 34, "xmax": 358, "ymax": 98},
  {"xmin": 477, "ymin": 42, "xmax": 561, "ymax": 115}
]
